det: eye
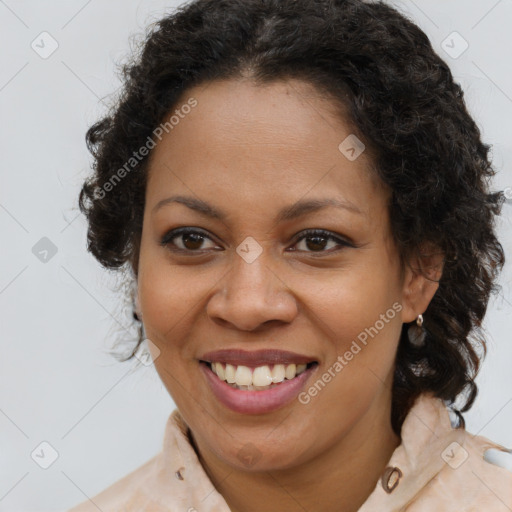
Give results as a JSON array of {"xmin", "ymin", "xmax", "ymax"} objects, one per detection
[
  {"xmin": 160, "ymin": 227, "xmax": 353, "ymax": 255},
  {"xmin": 290, "ymin": 229, "xmax": 353, "ymax": 254},
  {"xmin": 160, "ymin": 227, "xmax": 219, "ymax": 253}
]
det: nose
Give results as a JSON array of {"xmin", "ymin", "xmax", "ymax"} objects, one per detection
[{"xmin": 206, "ymin": 251, "xmax": 298, "ymax": 332}]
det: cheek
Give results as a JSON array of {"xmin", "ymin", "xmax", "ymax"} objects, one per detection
[
  {"xmin": 138, "ymin": 260, "xmax": 204, "ymax": 408},
  {"xmin": 293, "ymin": 276, "xmax": 401, "ymax": 455},
  {"xmin": 293, "ymin": 263, "xmax": 403, "ymax": 396},
  {"xmin": 137, "ymin": 246, "xmax": 208, "ymax": 339},
  {"xmin": 297, "ymin": 262, "xmax": 402, "ymax": 340},
  {"xmin": 137, "ymin": 254, "xmax": 200, "ymax": 375}
]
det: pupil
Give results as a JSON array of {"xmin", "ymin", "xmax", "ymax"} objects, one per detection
[
  {"xmin": 306, "ymin": 235, "xmax": 327, "ymax": 251},
  {"xmin": 183, "ymin": 233, "xmax": 204, "ymax": 250}
]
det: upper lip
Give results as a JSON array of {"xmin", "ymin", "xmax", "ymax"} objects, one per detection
[{"xmin": 199, "ymin": 349, "xmax": 318, "ymax": 367}]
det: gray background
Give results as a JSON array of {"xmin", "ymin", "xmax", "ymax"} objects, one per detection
[{"xmin": 1, "ymin": 1, "xmax": 511, "ymax": 510}]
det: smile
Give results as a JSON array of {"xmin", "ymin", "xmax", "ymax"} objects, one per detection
[{"xmin": 199, "ymin": 359, "xmax": 319, "ymax": 414}]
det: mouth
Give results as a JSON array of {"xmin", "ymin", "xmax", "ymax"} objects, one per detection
[
  {"xmin": 198, "ymin": 351, "xmax": 320, "ymax": 414},
  {"xmin": 199, "ymin": 360, "xmax": 318, "ymax": 391}
]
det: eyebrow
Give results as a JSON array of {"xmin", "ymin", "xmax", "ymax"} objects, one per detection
[{"xmin": 152, "ymin": 194, "xmax": 364, "ymax": 221}]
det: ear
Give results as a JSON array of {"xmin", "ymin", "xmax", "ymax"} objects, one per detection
[{"xmin": 401, "ymin": 241, "xmax": 444, "ymax": 324}]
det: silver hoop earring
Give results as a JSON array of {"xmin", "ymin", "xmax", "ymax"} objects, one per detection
[{"xmin": 407, "ymin": 314, "xmax": 426, "ymax": 347}]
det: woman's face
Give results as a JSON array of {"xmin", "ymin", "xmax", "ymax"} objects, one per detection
[{"xmin": 137, "ymin": 78, "xmax": 425, "ymax": 471}]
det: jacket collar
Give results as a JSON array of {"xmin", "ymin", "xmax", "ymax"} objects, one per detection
[{"xmin": 157, "ymin": 393, "xmax": 512, "ymax": 511}]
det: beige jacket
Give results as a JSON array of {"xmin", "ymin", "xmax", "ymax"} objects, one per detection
[{"xmin": 68, "ymin": 393, "xmax": 512, "ymax": 511}]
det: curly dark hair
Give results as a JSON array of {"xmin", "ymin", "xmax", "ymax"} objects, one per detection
[{"xmin": 79, "ymin": 0, "xmax": 505, "ymax": 436}]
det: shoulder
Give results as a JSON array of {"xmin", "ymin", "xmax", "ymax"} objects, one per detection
[
  {"xmin": 359, "ymin": 393, "xmax": 512, "ymax": 511},
  {"xmin": 67, "ymin": 408, "xmax": 231, "ymax": 512},
  {"xmin": 67, "ymin": 409, "xmax": 186, "ymax": 512},
  {"xmin": 66, "ymin": 454, "xmax": 163, "ymax": 512}
]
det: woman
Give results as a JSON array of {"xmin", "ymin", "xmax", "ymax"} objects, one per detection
[{"xmin": 69, "ymin": 0, "xmax": 512, "ymax": 510}]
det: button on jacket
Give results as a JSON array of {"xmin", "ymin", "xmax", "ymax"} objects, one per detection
[{"xmin": 68, "ymin": 393, "xmax": 512, "ymax": 511}]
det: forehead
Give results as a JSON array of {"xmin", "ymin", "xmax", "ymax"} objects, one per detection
[{"xmin": 146, "ymin": 78, "xmax": 386, "ymax": 216}]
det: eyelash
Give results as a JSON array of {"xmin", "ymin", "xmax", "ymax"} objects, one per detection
[{"xmin": 160, "ymin": 227, "xmax": 353, "ymax": 255}]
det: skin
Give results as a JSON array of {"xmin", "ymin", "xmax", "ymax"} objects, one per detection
[{"xmin": 136, "ymin": 78, "xmax": 442, "ymax": 512}]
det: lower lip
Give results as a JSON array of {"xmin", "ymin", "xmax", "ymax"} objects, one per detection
[{"xmin": 199, "ymin": 361, "xmax": 318, "ymax": 414}]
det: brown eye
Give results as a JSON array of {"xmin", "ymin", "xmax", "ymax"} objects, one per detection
[
  {"xmin": 291, "ymin": 229, "xmax": 352, "ymax": 253},
  {"xmin": 179, "ymin": 232, "xmax": 206, "ymax": 250},
  {"xmin": 160, "ymin": 228, "xmax": 218, "ymax": 252}
]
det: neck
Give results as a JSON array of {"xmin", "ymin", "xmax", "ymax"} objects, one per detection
[{"xmin": 190, "ymin": 387, "xmax": 400, "ymax": 512}]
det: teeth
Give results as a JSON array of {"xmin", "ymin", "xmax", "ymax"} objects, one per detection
[
  {"xmin": 214, "ymin": 362, "xmax": 225, "ymax": 380},
  {"xmin": 234, "ymin": 365, "xmax": 253, "ymax": 386},
  {"xmin": 271, "ymin": 364, "xmax": 286, "ymax": 383},
  {"xmin": 285, "ymin": 363, "xmax": 296, "ymax": 380},
  {"xmin": 225, "ymin": 363, "xmax": 236, "ymax": 383},
  {"xmin": 209, "ymin": 361, "xmax": 311, "ymax": 390},
  {"xmin": 253, "ymin": 365, "xmax": 273, "ymax": 386}
]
